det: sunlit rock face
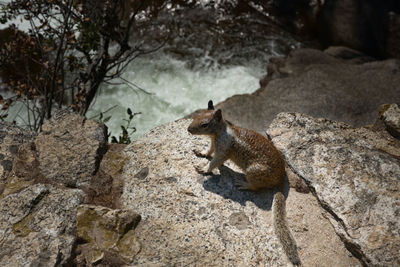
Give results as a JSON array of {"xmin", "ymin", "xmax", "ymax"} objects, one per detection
[
  {"xmin": 118, "ymin": 118, "xmax": 360, "ymax": 266},
  {"xmin": 0, "ymin": 112, "xmax": 108, "ymax": 266},
  {"xmin": 0, "ymin": 98, "xmax": 398, "ymax": 266},
  {"xmin": 35, "ymin": 110, "xmax": 108, "ymax": 188},
  {"xmin": 0, "ymin": 184, "xmax": 85, "ymax": 266},
  {"xmin": 268, "ymin": 112, "xmax": 400, "ymax": 267}
]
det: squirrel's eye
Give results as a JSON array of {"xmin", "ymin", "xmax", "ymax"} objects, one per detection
[{"xmin": 201, "ymin": 123, "xmax": 208, "ymax": 128}]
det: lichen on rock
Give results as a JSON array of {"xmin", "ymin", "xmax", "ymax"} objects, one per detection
[{"xmin": 76, "ymin": 204, "xmax": 141, "ymax": 265}]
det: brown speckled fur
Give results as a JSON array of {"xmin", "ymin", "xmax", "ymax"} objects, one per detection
[
  {"xmin": 228, "ymin": 124, "xmax": 285, "ymax": 189},
  {"xmin": 187, "ymin": 109, "xmax": 285, "ymax": 189},
  {"xmin": 188, "ymin": 102, "xmax": 301, "ymax": 266}
]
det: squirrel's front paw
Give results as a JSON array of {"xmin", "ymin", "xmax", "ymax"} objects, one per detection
[
  {"xmin": 193, "ymin": 149, "xmax": 212, "ymax": 160},
  {"xmin": 194, "ymin": 164, "xmax": 212, "ymax": 175},
  {"xmin": 193, "ymin": 149, "xmax": 207, "ymax": 158}
]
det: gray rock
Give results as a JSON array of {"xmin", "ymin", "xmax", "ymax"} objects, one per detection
[
  {"xmin": 0, "ymin": 183, "xmax": 85, "ymax": 266},
  {"xmin": 35, "ymin": 110, "xmax": 107, "ymax": 188},
  {"xmin": 0, "ymin": 122, "xmax": 36, "ymax": 188},
  {"xmin": 217, "ymin": 47, "xmax": 400, "ymax": 134},
  {"xmin": 119, "ymin": 119, "xmax": 360, "ymax": 266},
  {"xmin": 85, "ymin": 143, "xmax": 128, "ymax": 209},
  {"xmin": 316, "ymin": 0, "xmax": 400, "ymax": 59},
  {"xmin": 387, "ymin": 11, "xmax": 400, "ymax": 59},
  {"xmin": 324, "ymin": 46, "xmax": 375, "ymax": 64},
  {"xmin": 267, "ymin": 112, "xmax": 400, "ymax": 266},
  {"xmin": 380, "ymin": 103, "xmax": 400, "ymax": 139}
]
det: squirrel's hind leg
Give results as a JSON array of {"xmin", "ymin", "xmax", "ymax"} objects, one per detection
[{"xmin": 234, "ymin": 177, "xmax": 257, "ymax": 191}]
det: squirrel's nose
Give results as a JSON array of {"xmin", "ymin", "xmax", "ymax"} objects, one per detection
[{"xmin": 187, "ymin": 126, "xmax": 193, "ymax": 134}]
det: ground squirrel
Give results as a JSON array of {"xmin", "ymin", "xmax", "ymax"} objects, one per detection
[{"xmin": 188, "ymin": 100, "xmax": 301, "ymax": 266}]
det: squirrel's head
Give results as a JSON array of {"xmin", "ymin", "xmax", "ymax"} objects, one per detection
[{"xmin": 188, "ymin": 100, "xmax": 223, "ymax": 135}]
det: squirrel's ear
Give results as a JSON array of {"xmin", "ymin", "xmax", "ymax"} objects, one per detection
[
  {"xmin": 214, "ymin": 109, "xmax": 222, "ymax": 121},
  {"xmin": 208, "ymin": 100, "xmax": 214, "ymax": 110}
]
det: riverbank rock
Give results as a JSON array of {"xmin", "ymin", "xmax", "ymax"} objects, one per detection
[
  {"xmin": 267, "ymin": 112, "xmax": 400, "ymax": 266},
  {"xmin": 0, "ymin": 113, "xmax": 113, "ymax": 266},
  {"xmin": 0, "ymin": 183, "xmax": 85, "ymax": 266},
  {"xmin": 217, "ymin": 47, "xmax": 400, "ymax": 133},
  {"xmin": 35, "ymin": 110, "xmax": 108, "ymax": 188},
  {"xmin": 119, "ymin": 118, "xmax": 360, "ymax": 266},
  {"xmin": 1, "ymin": 104, "xmax": 398, "ymax": 266}
]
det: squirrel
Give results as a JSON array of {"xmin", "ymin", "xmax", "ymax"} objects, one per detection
[{"xmin": 187, "ymin": 100, "xmax": 301, "ymax": 266}]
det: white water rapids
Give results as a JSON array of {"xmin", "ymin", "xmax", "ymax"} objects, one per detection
[
  {"xmin": 1, "ymin": 0, "xmax": 302, "ymax": 140},
  {"xmin": 86, "ymin": 50, "xmax": 266, "ymax": 140}
]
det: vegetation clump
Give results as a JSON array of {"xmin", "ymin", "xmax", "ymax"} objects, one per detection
[{"xmin": 0, "ymin": 0, "xmax": 164, "ymax": 132}]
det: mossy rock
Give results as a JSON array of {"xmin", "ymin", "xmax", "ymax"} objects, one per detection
[
  {"xmin": 13, "ymin": 213, "xmax": 34, "ymax": 237},
  {"xmin": 116, "ymin": 229, "xmax": 141, "ymax": 262},
  {"xmin": 76, "ymin": 204, "xmax": 141, "ymax": 264},
  {"xmin": 0, "ymin": 176, "xmax": 34, "ymax": 200},
  {"xmin": 77, "ymin": 205, "xmax": 120, "ymax": 249}
]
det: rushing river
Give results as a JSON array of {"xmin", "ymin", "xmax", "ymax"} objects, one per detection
[
  {"xmin": 87, "ymin": 49, "xmax": 266, "ymax": 139},
  {"xmin": 86, "ymin": 1, "xmax": 302, "ymax": 140},
  {"xmin": 1, "ymin": 0, "xmax": 303, "ymax": 140}
]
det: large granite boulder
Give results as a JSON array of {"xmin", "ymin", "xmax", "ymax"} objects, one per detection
[
  {"xmin": 267, "ymin": 112, "xmax": 400, "ymax": 266},
  {"xmin": 118, "ymin": 119, "xmax": 359, "ymax": 266},
  {"xmin": 0, "ymin": 184, "xmax": 85, "ymax": 266},
  {"xmin": 0, "ymin": 112, "xmax": 111, "ymax": 266},
  {"xmin": 35, "ymin": 110, "xmax": 108, "ymax": 188},
  {"xmin": 217, "ymin": 47, "xmax": 400, "ymax": 133}
]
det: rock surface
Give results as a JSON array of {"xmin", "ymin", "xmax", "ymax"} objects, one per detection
[
  {"xmin": 268, "ymin": 112, "xmax": 400, "ymax": 266},
  {"xmin": 0, "ymin": 113, "xmax": 113, "ymax": 267},
  {"xmin": 0, "ymin": 122, "xmax": 36, "ymax": 189},
  {"xmin": 85, "ymin": 143, "xmax": 127, "ymax": 209},
  {"xmin": 0, "ymin": 184, "xmax": 85, "ymax": 266},
  {"xmin": 76, "ymin": 205, "xmax": 141, "ymax": 265},
  {"xmin": 119, "ymin": 118, "xmax": 360, "ymax": 266},
  {"xmin": 217, "ymin": 47, "xmax": 400, "ymax": 133},
  {"xmin": 380, "ymin": 103, "xmax": 400, "ymax": 139},
  {"xmin": 35, "ymin": 110, "xmax": 108, "ymax": 188}
]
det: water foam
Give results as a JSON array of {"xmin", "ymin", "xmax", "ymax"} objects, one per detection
[{"xmin": 86, "ymin": 51, "xmax": 265, "ymax": 140}]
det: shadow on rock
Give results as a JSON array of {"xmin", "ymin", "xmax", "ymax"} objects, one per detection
[{"xmin": 202, "ymin": 164, "xmax": 290, "ymax": 211}]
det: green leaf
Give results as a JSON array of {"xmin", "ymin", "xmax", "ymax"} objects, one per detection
[
  {"xmin": 103, "ymin": 116, "xmax": 111, "ymax": 123},
  {"xmin": 121, "ymin": 125, "xmax": 128, "ymax": 134}
]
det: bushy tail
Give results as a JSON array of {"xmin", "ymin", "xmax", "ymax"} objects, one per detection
[{"xmin": 273, "ymin": 184, "xmax": 301, "ymax": 266}]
